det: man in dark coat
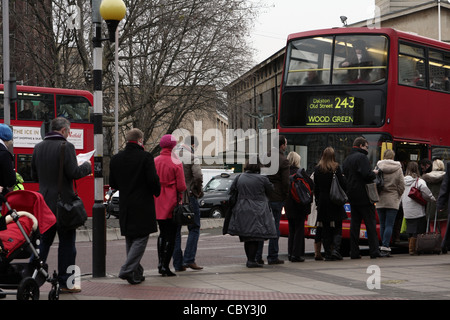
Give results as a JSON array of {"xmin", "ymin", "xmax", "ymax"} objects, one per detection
[
  {"xmin": 343, "ymin": 136, "xmax": 381, "ymax": 259},
  {"xmin": 256, "ymin": 135, "xmax": 290, "ymax": 265},
  {"xmin": 109, "ymin": 128, "xmax": 160, "ymax": 284},
  {"xmin": 31, "ymin": 117, "xmax": 92, "ymax": 292}
]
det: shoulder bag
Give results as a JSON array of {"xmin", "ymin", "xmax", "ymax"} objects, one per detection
[
  {"xmin": 56, "ymin": 142, "xmax": 88, "ymax": 231},
  {"xmin": 329, "ymin": 171, "xmax": 348, "ymax": 206},
  {"xmin": 375, "ymin": 166, "xmax": 384, "ymax": 192},
  {"xmin": 408, "ymin": 178, "xmax": 427, "ymax": 206},
  {"xmin": 365, "ymin": 182, "xmax": 379, "ymax": 204},
  {"xmin": 173, "ymin": 194, "xmax": 195, "ymax": 225}
]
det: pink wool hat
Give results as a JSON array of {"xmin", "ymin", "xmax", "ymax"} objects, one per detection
[{"xmin": 159, "ymin": 134, "xmax": 177, "ymax": 149}]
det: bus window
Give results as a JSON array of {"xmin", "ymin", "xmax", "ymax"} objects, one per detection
[
  {"xmin": 432, "ymin": 146, "xmax": 450, "ymax": 162},
  {"xmin": 17, "ymin": 154, "xmax": 35, "ymax": 182},
  {"xmin": 285, "ymin": 36, "xmax": 333, "ymax": 86},
  {"xmin": 15, "ymin": 92, "xmax": 54, "ymax": 121},
  {"xmin": 398, "ymin": 43, "xmax": 426, "ymax": 88},
  {"xmin": 56, "ymin": 95, "xmax": 91, "ymax": 123},
  {"xmin": 333, "ymin": 35, "xmax": 388, "ymax": 84},
  {"xmin": 17, "ymin": 100, "xmax": 35, "ymax": 120},
  {"xmin": 429, "ymin": 50, "xmax": 450, "ymax": 92},
  {"xmin": 0, "ymin": 96, "xmax": 16, "ymax": 120}
]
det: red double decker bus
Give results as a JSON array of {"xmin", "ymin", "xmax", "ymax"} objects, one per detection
[
  {"xmin": 278, "ymin": 27, "xmax": 450, "ymax": 251},
  {"xmin": 1, "ymin": 85, "xmax": 94, "ymax": 216}
]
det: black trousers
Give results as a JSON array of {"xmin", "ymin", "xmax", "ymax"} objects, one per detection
[
  {"xmin": 349, "ymin": 204, "xmax": 379, "ymax": 257},
  {"xmin": 288, "ymin": 214, "xmax": 305, "ymax": 258}
]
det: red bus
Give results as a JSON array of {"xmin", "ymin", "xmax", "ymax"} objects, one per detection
[
  {"xmin": 278, "ymin": 27, "xmax": 450, "ymax": 251},
  {"xmin": 0, "ymin": 85, "xmax": 95, "ymax": 216}
]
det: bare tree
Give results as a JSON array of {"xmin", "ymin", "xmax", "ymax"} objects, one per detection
[
  {"xmin": 101, "ymin": 0, "xmax": 259, "ymax": 154},
  {"xmin": 10, "ymin": 0, "xmax": 261, "ymax": 157}
]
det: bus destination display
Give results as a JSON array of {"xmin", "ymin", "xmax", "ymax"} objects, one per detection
[{"xmin": 306, "ymin": 95, "xmax": 355, "ymax": 126}]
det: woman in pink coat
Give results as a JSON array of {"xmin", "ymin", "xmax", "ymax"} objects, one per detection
[{"xmin": 154, "ymin": 134, "xmax": 186, "ymax": 276}]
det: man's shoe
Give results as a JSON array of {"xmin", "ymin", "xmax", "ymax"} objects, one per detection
[
  {"xmin": 185, "ymin": 263, "xmax": 203, "ymax": 270},
  {"xmin": 268, "ymin": 259, "xmax": 284, "ymax": 265},
  {"xmin": 60, "ymin": 286, "xmax": 82, "ymax": 293},
  {"xmin": 246, "ymin": 261, "xmax": 263, "ymax": 268},
  {"xmin": 331, "ymin": 250, "xmax": 343, "ymax": 260},
  {"xmin": 370, "ymin": 251, "xmax": 383, "ymax": 259},
  {"xmin": 119, "ymin": 273, "xmax": 144, "ymax": 285},
  {"xmin": 256, "ymin": 259, "xmax": 265, "ymax": 265},
  {"xmin": 290, "ymin": 256, "xmax": 305, "ymax": 262}
]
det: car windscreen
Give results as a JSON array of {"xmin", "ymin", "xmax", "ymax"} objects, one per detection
[{"xmin": 204, "ymin": 177, "xmax": 234, "ymax": 192}]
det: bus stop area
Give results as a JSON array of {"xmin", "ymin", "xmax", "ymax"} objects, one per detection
[{"xmin": 5, "ymin": 217, "xmax": 449, "ymax": 304}]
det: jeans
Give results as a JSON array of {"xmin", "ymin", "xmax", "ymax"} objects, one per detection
[
  {"xmin": 256, "ymin": 201, "xmax": 283, "ymax": 262},
  {"xmin": 39, "ymin": 224, "xmax": 77, "ymax": 288},
  {"xmin": 377, "ymin": 208, "xmax": 398, "ymax": 248},
  {"xmin": 173, "ymin": 196, "xmax": 201, "ymax": 269}
]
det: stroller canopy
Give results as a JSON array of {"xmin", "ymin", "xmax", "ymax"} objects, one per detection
[{"xmin": 2, "ymin": 190, "xmax": 56, "ymax": 234}]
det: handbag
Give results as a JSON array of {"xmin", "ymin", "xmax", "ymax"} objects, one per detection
[
  {"xmin": 408, "ymin": 178, "xmax": 427, "ymax": 206},
  {"xmin": 172, "ymin": 194, "xmax": 195, "ymax": 225},
  {"xmin": 365, "ymin": 182, "xmax": 379, "ymax": 204},
  {"xmin": 56, "ymin": 142, "xmax": 87, "ymax": 231},
  {"xmin": 375, "ymin": 166, "xmax": 384, "ymax": 191},
  {"xmin": 329, "ymin": 172, "xmax": 348, "ymax": 206}
]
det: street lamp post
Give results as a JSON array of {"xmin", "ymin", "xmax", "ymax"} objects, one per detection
[{"xmin": 91, "ymin": 0, "xmax": 126, "ymax": 278}]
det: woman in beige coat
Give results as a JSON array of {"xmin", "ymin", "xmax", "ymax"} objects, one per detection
[{"xmin": 376, "ymin": 149, "xmax": 405, "ymax": 255}]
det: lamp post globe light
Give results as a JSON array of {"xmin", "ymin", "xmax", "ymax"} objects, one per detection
[
  {"xmin": 100, "ymin": 0, "xmax": 127, "ymax": 42},
  {"xmin": 91, "ymin": 0, "xmax": 126, "ymax": 278}
]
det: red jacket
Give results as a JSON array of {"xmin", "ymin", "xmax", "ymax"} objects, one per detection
[{"xmin": 154, "ymin": 148, "xmax": 186, "ymax": 220}]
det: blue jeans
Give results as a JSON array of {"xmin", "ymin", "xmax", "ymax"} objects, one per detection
[
  {"xmin": 256, "ymin": 201, "xmax": 283, "ymax": 262},
  {"xmin": 39, "ymin": 224, "xmax": 77, "ymax": 288},
  {"xmin": 377, "ymin": 208, "xmax": 398, "ymax": 248},
  {"xmin": 173, "ymin": 196, "xmax": 201, "ymax": 269}
]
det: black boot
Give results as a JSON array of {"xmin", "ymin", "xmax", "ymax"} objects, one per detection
[
  {"xmin": 157, "ymin": 236, "xmax": 164, "ymax": 274},
  {"xmin": 160, "ymin": 241, "xmax": 176, "ymax": 277},
  {"xmin": 331, "ymin": 233, "xmax": 343, "ymax": 260}
]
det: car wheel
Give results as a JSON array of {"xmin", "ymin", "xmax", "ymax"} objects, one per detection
[{"xmin": 210, "ymin": 206, "xmax": 223, "ymax": 219}]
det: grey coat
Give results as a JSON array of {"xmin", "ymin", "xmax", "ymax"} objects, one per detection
[
  {"xmin": 31, "ymin": 132, "xmax": 92, "ymax": 217},
  {"xmin": 227, "ymin": 172, "xmax": 277, "ymax": 239}
]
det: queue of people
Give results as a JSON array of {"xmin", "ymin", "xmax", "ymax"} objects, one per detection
[
  {"xmin": 224, "ymin": 135, "xmax": 450, "ymax": 266},
  {"xmin": 3, "ymin": 124, "xmax": 450, "ymax": 296}
]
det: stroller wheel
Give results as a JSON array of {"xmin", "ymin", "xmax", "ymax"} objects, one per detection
[
  {"xmin": 17, "ymin": 277, "xmax": 40, "ymax": 300},
  {"xmin": 48, "ymin": 288, "xmax": 59, "ymax": 300}
]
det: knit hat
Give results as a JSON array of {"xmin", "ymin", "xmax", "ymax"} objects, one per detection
[
  {"xmin": 159, "ymin": 134, "xmax": 177, "ymax": 149},
  {"xmin": 0, "ymin": 124, "xmax": 13, "ymax": 141}
]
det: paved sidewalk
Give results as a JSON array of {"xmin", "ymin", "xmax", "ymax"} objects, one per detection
[
  {"xmin": 37, "ymin": 248, "xmax": 450, "ymax": 302},
  {"xmin": 4, "ymin": 218, "xmax": 450, "ymax": 308}
]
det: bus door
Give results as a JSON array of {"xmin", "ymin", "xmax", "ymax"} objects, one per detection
[{"xmin": 394, "ymin": 140, "xmax": 430, "ymax": 172}]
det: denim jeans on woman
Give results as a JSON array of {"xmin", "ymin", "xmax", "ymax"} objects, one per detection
[
  {"xmin": 377, "ymin": 208, "xmax": 398, "ymax": 248},
  {"xmin": 173, "ymin": 196, "xmax": 201, "ymax": 269}
]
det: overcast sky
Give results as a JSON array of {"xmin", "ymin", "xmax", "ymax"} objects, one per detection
[{"xmin": 250, "ymin": 0, "xmax": 376, "ymax": 62}]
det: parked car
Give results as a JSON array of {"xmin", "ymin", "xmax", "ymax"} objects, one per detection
[{"xmin": 199, "ymin": 173, "xmax": 238, "ymax": 219}]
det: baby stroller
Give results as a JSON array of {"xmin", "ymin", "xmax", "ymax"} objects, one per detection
[{"xmin": 0, "ymin": 190, "xmax": 59, "ymax": 300}]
